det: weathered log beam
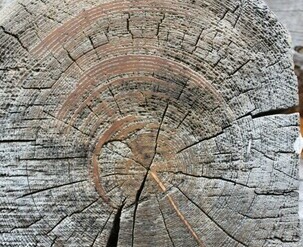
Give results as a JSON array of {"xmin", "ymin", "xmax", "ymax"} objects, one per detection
[{"xmin": 0, "ymin": 0, "xmax": 300, "ymax": 246}]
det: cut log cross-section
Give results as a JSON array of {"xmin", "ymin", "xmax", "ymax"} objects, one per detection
[{"xmin": 0, "ymin": 0, "xmax": 300, "ymax": 246}]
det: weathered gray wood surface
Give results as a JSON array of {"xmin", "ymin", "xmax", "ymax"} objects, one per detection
[
  {"xmin": 265, "ymin": 1, "xmax": 303, "ymax": 243},
  {"xmin": 266, "ymin": 0, "xmax": 303, "ymax": 47},
  {"xmin": 0, "ymin": 0, "xmax": 300, "ymax": 246}
]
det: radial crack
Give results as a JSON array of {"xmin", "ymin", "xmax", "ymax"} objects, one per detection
[
  {"xmin": 106, "ymin": 201, "xmax": 125, "ymax": 247},
  {"xmin": 46, "ymin": 214, "xmax": 69, "ymax": 235},
  {"xmin": 252, "ymin": 106, "xmax": 299, "ymax": 119},
  {"xmin": 228, "ymin": 59, "xmax": 251, "ymax": 76},
  {"xmin": 131, "ymin": 103, "xmax": 169, "ymax": 246},
  {"xmin": 108, "ymin": 86, "xmax": 123, "ymax": 116},
  {"xmin": 91, "ymin": 211, "xmax": 113, "ymax": 247},
  {"xmin": 19, "ymin": 180, "xmax": 86, "ymax": 198},
  {"xmin": 156, "ymin": 195, "xmax": 176, "ymax": 247},
  {"xmin": 69, "ymin": 197, "xmax": 100, "ymax": 217},
  {"xmin": 167, "ymin": 171, "xmax": 254, "ymax": 189},
  {"xmin": 131, "ymin": 172, "xmax": 148, "ymax": 246},
  {"xmin": 176, "ymin": 131, "xmax": 223, "ymax": 154},
  {"xmin": 176, "ymin": 111, "xmax": 190, "ymax": 129},
  {"xmin": 177, "ymin": 187, "xmax": 248, "ymax": 247}
]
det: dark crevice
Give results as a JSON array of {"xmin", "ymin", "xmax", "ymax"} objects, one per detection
[
  {"xmin": 62, "ymin": 46, "xmax": 84, "ymax": 72},
  {"xmin": 105, "ymin": 146, "xmax": 146, "ymax": 170},
  {"xmin": 20, "ymin": 156, "xmax": 86, "ymax": 161},
  {"xmin": 156, "ymin": 196, "xmax": 176, "ymax": 247},
  {"xmin": 251, "ymin": 106, "xmax": 299, "ymax": 119},
  {"xmin": 43, "ymin": 110, "xmax": 90, "ymax": 137},
  {"xmin": 50, "ymin": 237, "xmax": 57, "ymax": 247},
  {"xmin": 228, "ymin": 59, "xmax": 251, "ymax": 76},
  {"xmin": 192, "ymin": 28, "xmax": 204, "ymax": 53},
  {"xmin": 0, "ymin": 66, "xmax": 27, "ymax": 71},
  {"xmin": 108, "ymin": 86, "xmax": 123, "ymax": 116},
  {"xmin": 153, "ymin": 102, "xmax": 169, "ymax": 160},
  {"xmin": 46, "ymin": 214, "xmax": 69, "ymax": 235},
  {"xmin": 126, "ymin": 13, "xmax": 134, "ymax": 39},
  {"xmin": 19, "ymin": 180, "xmax": 86, "ymax": 198},
  {"xmin": 176, "ymin": 131, "xmax": 224, "ymax": 154},
  {"xmin": 0, "ymin": 174, "xmax": 27, "ymax": 178},
  {"xmin": 87, "ymin": 104, "xmax": 99, "ymax": 118},
  {"xmin": 10, "ymin": 217, "xmax": 43, "ymax": 232},
  {"xmin": 176, "ymin": 80, "xmax": 188, "ymax": 100},
  {"xmin": 156, "ymin": 13, "xmax": 166, "ymax": 37},
  {"xmin": 106, "ymin": 202, "xmax": 125, "ymax": 247},
  {"xmin": 254, "ymin": 190, "xmax": 296, "ymax": 196},
  {"xmin": 69, "ymin": 198, "xmax": 100, "ymax": 217},
  {"xmin": 91, "ymin": 211, "xmax": 113, "ymax": 247},
  {"xmin": 131, "ymin": 103, "xmax": 169, "ymax": 246},
  {"xmin": 167, "ymin": 171, "xmax": 254, "ymax": 189},
  {"xmin": 273, "ymin": 167, "xmax": 297, "ymax": 180},
  {"xmin": 219, "ymin": 8, "xmax": 229, "ymax": 22},
  {"xmin": 0, "ymin": 26, "xmax": 29, "ymax": 52},
  {"xmin": 88, "ymin": 35, "xmax": 95, "ymax": 49},
  {"xmin": 232, "ymin": 5, "xmax": 240, "ymax": 13},
  {"xmin": 233, "ymin": 6, "xmax": 243, "ymax": 28},
  {"xmin": 131, "ymin": 172, "xmax": 148, "ymax": 246},
  {"xmin": 0, "ymin": 139, "xmax": 35, "ymax": 143},
  {"xmin": 176, "ymin": 111, "xmax": 190, "ymax": 129},
  {"xmin": 271, "ymin": 236, "xmax": 299, "ymax": 243}
]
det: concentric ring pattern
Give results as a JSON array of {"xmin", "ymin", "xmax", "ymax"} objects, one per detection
[{"xmin": 0, "ymin": 0, "xmax": 300, "ymax": 246}]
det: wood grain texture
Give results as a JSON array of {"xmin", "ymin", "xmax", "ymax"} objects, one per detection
[{"xmin": 0, "ymin": 0, "xmax": 300, "ymax": 246}]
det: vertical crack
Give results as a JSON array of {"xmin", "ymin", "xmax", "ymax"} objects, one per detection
[
  {"xmin": 156, "ymin": 195, "xmax": 176, "ymax": 247},
  {"xmin": 192, "ymin": 28, "xmax": 204, "ymax": 53},
  {"xmin": 106, "ymin": 202, "xmax": 125, "ymax": 247},
  {"xmin": 131, "ymin": 103, "xmax": 169, "ymax": 246},
  {"xmin": 108, "ymin": 86, "xmax": 124, "ymax": 116},
  {"xmin": 126, "ymin": 13, "xmax": 134, "ymax": 39},
  {"xmin": 156, "ymin": 13, "xmax": 166, "ymax": 37},
  {"xmin": 91, "ymin": 211, "xmax": 113, "ymax": 247}
]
